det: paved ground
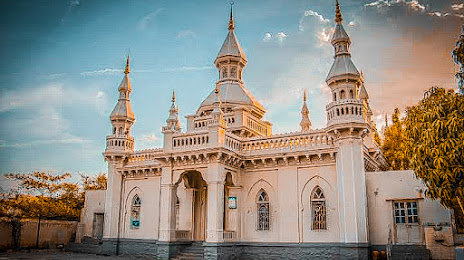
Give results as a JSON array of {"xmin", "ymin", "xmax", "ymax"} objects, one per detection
[{"xmin": 0, "ymin": 249, "xmax": 155, "ymax": 260}]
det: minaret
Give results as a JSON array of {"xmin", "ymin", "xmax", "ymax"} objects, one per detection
[
  {"xmin": 325, "ymin": 0, "xmax": 369, "ymax": 251},
  {"xmin": 103, "ymin": 56, "xmax": 135, "ymax": 240},
  {"xmin": 105, "ymin": 56, "xmax": 135, "ymax": 156},
  {"xmin": 162, "ymin": 90, "xmax": 181, "ymax": 152},
  {"xmin": 300, "ymin": 90, "xmax": 312, "ymax": 132},
  {"xmin": 215, "ymin": 3, "xmax": 247, "ymax": 84}
]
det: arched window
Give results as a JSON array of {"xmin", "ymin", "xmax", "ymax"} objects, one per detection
[
  {"xmin": 257, "ymin": 190, "xmax": 270, "ymax": 231},
  {"xmin": 118, "ymin": 127, "xmax": 123, "ymax": 135},
  {"xmin": 340, "ymin": 90, "xmax": 346, "ymax": 99},
  {"xmin": 349, "ymin": 90, "xmax": 354, "ymax": 99},
  {"xmin": 311, "ymin": 187, "xmax": 326, "ymax": 230},
  {"xmin": 333, "ymin": 92, "xmax": 337, "ymax": 101},
  {"xmin": 131, "ymin": 195, "xmax": 142, "ymax": 229},
  {"xmin": 222, "ymin": 68, "xmax": 228, "ymax": 78}
]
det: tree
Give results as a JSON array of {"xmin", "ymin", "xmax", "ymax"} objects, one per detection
[
  {"xmin": 381, "ymin": 108, "xmax": 410, "ymax": 170},
  {"xmin": 403, "ymin": 87, "xmax": 464, "ymax": 216},
  {"xmin": 80, "ymin": 173, "xmax": 108, "ymax": 191},
  {"xmin": 453, "ymin": 26, "xmax": 464, "ymax": 94},
  {"xmin": 0, "ymin": 172, "xmax": 84, "ymax": 220}
]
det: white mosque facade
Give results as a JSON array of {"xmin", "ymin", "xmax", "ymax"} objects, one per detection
[{"xmin": 77, "ymin": 2, "xmax": 455, "ymax": 259}]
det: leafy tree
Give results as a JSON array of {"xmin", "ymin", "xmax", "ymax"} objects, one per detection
[
  {"xmin": 453, "ymin": 26, "xmax": 464, "ymax": 94},
  {"xmin": 80, "ymin": 173, "xmax": 107, "ymax": 191},
  {"xmin": 403, "ymin": 87, "xmax": 464, "ymax": 216},
  {"xmin": 0, "ymin": 172, "xmax": 107, "ymax": 221},
  {"xmin": 381, "ymin": 108, "xmax": 410, "ymax": 170}
]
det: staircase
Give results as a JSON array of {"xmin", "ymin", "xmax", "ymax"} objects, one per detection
[{"xmin": 172, "ymin": 242, "xmax": 204, "ymax": 260}]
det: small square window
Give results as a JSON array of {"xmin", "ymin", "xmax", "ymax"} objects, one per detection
[{"xmin": 394, "ymin": 201, "xmax": 418, "ymax": 224}]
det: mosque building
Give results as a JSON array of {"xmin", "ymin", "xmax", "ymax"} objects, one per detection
[{"xmin": 76, "ymin": 1, "xmax": 455, "ymax": 259}]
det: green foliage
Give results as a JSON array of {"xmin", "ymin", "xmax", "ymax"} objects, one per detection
[
  {"xmin": 403, "ymin": 87, "xmax": 464, "ymax": 210},
  {"xmin": 381, "ymin": 108, "xmax": 410, "ymax": 170},
  {"xmin": 0, "ymin": 172, "xmax": 107, "ymax": 221}
]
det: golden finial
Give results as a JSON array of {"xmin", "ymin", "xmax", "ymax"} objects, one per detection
[
  {"xmin": 335, "ymin": 0, "xmax": 343, "ymax": 24},
  {"xmin": 228, "ymin": 2, "xmax": 235, "ymax": 30},
  {"xmin": 303, "ymin": 89, "xmax": 307, "ymax": 102},
  {"xmin": 124, "ymin": 55, "xmax": 130, "ymax": 74},
  {"xmin": 172, "ymin": 90, "xmax": 176, "ymax": 102}
]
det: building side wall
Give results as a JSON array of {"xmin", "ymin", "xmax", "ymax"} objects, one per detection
[
  {"xmin": 79, "ymin": 190, "xmax": 106, "ymax": 239},
  {"xmin": 122, "ymin": 176, "xmax": 161, "ymax": 240},
  {"xmin": 366, "ymin": 170, "xmax": 452, "ymax": 246}
]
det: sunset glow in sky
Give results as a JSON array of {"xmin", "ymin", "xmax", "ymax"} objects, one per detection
[{"xmin": 0, "ymin": 0, "xmax": 462, "ymax": 176}]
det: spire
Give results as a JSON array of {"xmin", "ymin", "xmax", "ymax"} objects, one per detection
[
  {"xmin": 124, "ymin": 55, "xmax": 130, "ymax": 74},
  {"xmin": 111, "ymin": 58, "xmax": 134, "ymax": 120},
  {"xmin": 228, "ymin": 2, "xmax": 234, "ymax": 30},
  {"xmin": 335, "ymin": 0, "xmax": 343, "ymax": 24},
  {"xmin": 165, "ymin": 90, "xmax": 181, "ymax": 132},
  {"xmin": 300, "ymin": 89, "xmax": 312, "ymax": 132}
]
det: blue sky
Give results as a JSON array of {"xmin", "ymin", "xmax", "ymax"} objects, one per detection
[{"xmin": 0, "ymin": 0, "xmax": 462, "ymax": 178}]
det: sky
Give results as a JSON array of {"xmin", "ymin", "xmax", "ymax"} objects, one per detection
[{"xmin": 0, "ymin": 0, "xmax": 462, "ymax": 178}]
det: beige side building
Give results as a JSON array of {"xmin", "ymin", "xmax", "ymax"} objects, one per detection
[{"xmin": 78, "ymin": 2, "xmax": 455, "ymax": 259}]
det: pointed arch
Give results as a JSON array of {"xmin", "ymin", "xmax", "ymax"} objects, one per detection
[
  {"xmin": 256, "ymin": 189, "xmax": 270, "ymax": 231},
  {"xmin": 311, "ymin": 186, "xmax": 326, "ymax": 230},
  {"xmin": 130, "ymin": 194, "xmax": 142, "ymax": 229}
]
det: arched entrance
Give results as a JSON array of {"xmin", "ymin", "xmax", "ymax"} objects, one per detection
[{"xmin": 177, "ymin": 171, "xmax": 207, "ymax": 241}]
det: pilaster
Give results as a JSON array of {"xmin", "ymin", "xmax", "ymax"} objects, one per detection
[
  {"xmin": 103, "ymin": 158, "xmax": 124, "ymax": 239},
  {"xmin": 159, "ymin": 165, "xmax": 177, "ymax": 242},
  {"xmin": 205, "ymin": 162, "xmax": 225, "ymax": 243}
]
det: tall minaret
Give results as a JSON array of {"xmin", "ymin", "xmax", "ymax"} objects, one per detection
[
  {"xmin": 215, "ymin": 3, "xmax": 247, "ymax": 85},
  {"xmin": 325, "ymin": 0, "xmax": 369, "ymax": 250},
  {"xmin": 103, "ymin": 56, "xmax": 135, "ymax": 240},
  {"xmin": 105, "ymin": 56, "xmax": 135, "ymax": 156},
  {"xmin": 300, "ymin": 90, "xmax": 312, "ymax": 132}
]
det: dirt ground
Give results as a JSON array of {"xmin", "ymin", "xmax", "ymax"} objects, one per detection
[{"xmin": 0, "ymin": 249, "xmax": 155, "ymax": 260}]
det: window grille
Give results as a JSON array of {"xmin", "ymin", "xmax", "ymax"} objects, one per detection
[
  {"xmin": 311, "ymin": 186, "xmax": 327, "ymax": 230},
  {"xmin": 394, "ymin": 201, "xmax": 418, "ymax": 224},
  {"xmin": 131, "ymin": 195, "xmax": 141, "ymax": 228},
  {"xmin": 257, "ymin": 190, "xmax": 269, "ymax": 231}
]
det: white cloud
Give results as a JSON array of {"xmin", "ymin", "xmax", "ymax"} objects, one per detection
[
  {"xmin": 316, "ymin": 28, "xmax": 334, "ymax": 46},
  {"xmin": 141, "ymin": 134, "xmax": 160, "ymax": 141},
  {"xmin": 365, "ymin": 0, "xmax": 426, "ymax": 12},
  {"xmin": 80, "ymin": 68, "xmax": 123, "ymax": 77},
  {"xmin": 162, "ymin": 66, "xmax": 213, "ymax": 73},
  {"xmin": 138, "ymin": 8, "xmax": 164, "ymax": 31},
  {"xmin": 299, "ymin": 10, "xmax": 330, "ymax": 32},
  {"xmin": 177, "ymin": 29, "xmax": 196, "ymax": 39},
  {"xmin": 348, "ymin": 21, "xmax": 356, "ymax": 27},
  {"xmin": 303, "ymin": 10, "xmax": 330, "ymax": 24},
  {"xmin": 276, "ymin": 32, "xmax": 288, "ymax": 42},
  {"xmin": 263, "ymin": 32, "xmax": 272, "ymax": 42},
  {"xmin": 451, "ymin": 3, "xmax": 464, "ymax": 11},
  {"xmin": 0, "ymin": 83, "xmax": 110, "ymax": 147}
]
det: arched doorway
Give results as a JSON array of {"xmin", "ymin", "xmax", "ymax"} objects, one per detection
[{"xmin": 177, "ymin": 171, "xmax": 207, "ymax": 241}]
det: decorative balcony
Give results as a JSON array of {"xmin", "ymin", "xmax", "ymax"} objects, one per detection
[{"xmin": 326, "ymin": 99, "xmax": 365, "ymax": 126}]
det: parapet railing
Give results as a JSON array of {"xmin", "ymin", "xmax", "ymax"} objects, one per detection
[
  {"xmin": 127, "ymin": 148, "xmax": 164, "ymax": 163},
  {"xmin": 223, "ymin": 230, "xmax": 236, "ymax": 241},
  {"xmin": 175, "ymin": 230, "xmax": 192, "ymax": 241},
  {"xmin": 241, "ymin": 130, "xmax": 334, "ymax": 155},
  {"xmin": 172, "ymin": 131, "xmax": 210, "ymax": 150}
]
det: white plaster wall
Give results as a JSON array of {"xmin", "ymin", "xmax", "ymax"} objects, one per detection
[
  {"xmin": 240, "ymin": 164, "xmax": 339, "ymax": 243},
  {"xmin": 241, "ymin": 168, "xmax": 280, "ymax": 242},
  {"xmin": 79, "ymin": 190, "xmax": 106, "ymax": 238},
  {"xmin": 121, "ymin": 176, "xmax": 161, "ymax": 240},
  {"xmin": 366, "ymin": 170, "xmax": 452, "ymax": 245},
  {"xmin": 299, "ymin": 165, "xmax": 339, "ymax": 243}
]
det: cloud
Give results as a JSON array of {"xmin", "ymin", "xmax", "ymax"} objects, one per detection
[
  {"xmin": 365, "ymin": 0, "xmax": 426, "ymax": 12},
  {"xmin": 176, "ymin": 29, "xmax": 196, "ymax": 39},
  {"xmin": 141, "ymin": 134, "xmax": 160, "ymax": 141},
  {"xmin": 0, "ymin": 83, "xmax": 110, "ymax": 147},
  {"xmin": 263, "ymin": 32, "xmax": 272, "ymax": 42},
  {"xmin": 138, "ymin": 8, "xmax": 164, "ymax": 31},
  {"xmin": 161, "ymin": 66, "xmax": 213, "ymax": 73},
  {"xmin": 137, "ymin": 133, "xmax": 161, "ymax": 150},
  {"xmin": 261, "ymin": 32, "xmax": 288, "ymax": 43},
  {"xmin": 276, "ymin": 32, "xmax": 288, "ymax": 42},
  {"xmin": 80, "ymin": 68, "xmax": 123, "ymax": 77},
  {"xmin": 428, "ymin": 11, "xmax": 451, "ymax": 17},
  {"xmin": 451, "ymin": 3, "xmax": 464, "ymax": 11},
  {"xmin": 316, "ymin": 27, "xmax": 334, "ymax": 46},
  {"xmin": 299, "ymin": 10, "xmax": 330, "ymax": 32},
  {"xmin": 348, "ymin": 21, "xmax": 356, "ymax": 27}
]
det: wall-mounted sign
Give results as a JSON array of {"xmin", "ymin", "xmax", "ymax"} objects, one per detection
[
  {"xmin": 131, "ymin": 218, "xmax": 140, "ymax": 228},
  {"xmin": 228, "ymin": 196, "xmax": 237, "ymax": 209}
]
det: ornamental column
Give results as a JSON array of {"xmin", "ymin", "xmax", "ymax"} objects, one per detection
[{"xmin": 205, "ymin": 161, "xmax": 225, "ymax": 243}]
